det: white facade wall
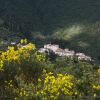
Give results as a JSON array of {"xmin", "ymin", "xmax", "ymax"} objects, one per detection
[
  {"xmin": 38, "ymin": 48, "xmax": 47, "ymax": 53},
  {"xmin": 43, "ymin": 44, "xmax": 92, "ymax": 61},
  {"xmin": 76, "ymin": 53, "xmax": 85, "ymax": 56},
  {"xmin": 64, "ymin": 48, "xmax": 69, "ymax": 52},
  {"xmin": 44, "ymin": 44, "xmax": 59, "ymax": 52},
  {"xmin": 78, "ymin": 55, "xmax": 91, "ymax": 61}
]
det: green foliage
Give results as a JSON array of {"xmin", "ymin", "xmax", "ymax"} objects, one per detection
[
  {"xmin": 0, "ymin": 40, "xmax": 100, "ymax": 99},
  {"xmin": 0, "ymin": 0, "xmax": 100, "ymax": 97},
  {"xmin": 0, "ymin": 0, "xmax": 100, "ymax": 60}
]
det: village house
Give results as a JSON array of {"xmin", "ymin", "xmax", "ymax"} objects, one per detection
[
  {"xmin": 76, "ymin": 53, "xmax": 92, "ymax": 61},
  {"xmin": 78, "ymin": 55, "xmax": 92, "ymax": 61},
  {"xmin": 38, "ymin": 44, "xmax": 92, "ymax": 61},
  {"xmin": 76, "ymin": 53, "xmax": 85, "ymax": 56},
  {"xmin": 55, "ymin": 49, "xmax": 75, "ymax": 57},
  {"xmin": 44, "ymin": 44, "xmax": 59, "ymax": 52},
  {"xmin": 38, "ymin": 48, "xmax": 47, "ymax": 53},
  {"xmin": 64, "ymin": 48, "xmax": 69, "ymax": 52},
  {"xmin": 55, "ymin": 48, "xmax": 65, "ymax": 56},
  {"xmin": 10, "ymin": 42, "xmax": 16, "ymax": 45}
]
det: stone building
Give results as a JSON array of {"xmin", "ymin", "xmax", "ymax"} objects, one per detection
[
  {"xmin": 44, "ymin": 44, "xmax": 59, "ymax": 52},
  {"xmin": 38, "ymin": 44, "xmax": 92, "ymax": 61}
]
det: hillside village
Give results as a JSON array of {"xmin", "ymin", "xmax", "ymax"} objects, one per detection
[
  {"xmin": 39, "ymin": 44, "xmax": 92, "ymax": 61},
  {"xmin": 0, "ymin": 40, "xmax": 92, "ymax": 61}
]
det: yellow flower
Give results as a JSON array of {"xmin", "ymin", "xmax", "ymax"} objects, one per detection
[
  {"xmin": 0, "ymin": 60, "xmax": 3, "ymax": 71},
  {"xmin": 98, "ymin": 68, "xmax": 100, "ymax": 74},
  {"xmin": 23, "ymin": 90, "xmax": 26, "ymax": 95},
  {"xmin": 14, "ymin": 97, "xmax": 18, "ymax": 100},
  {"xmin": 38, "ymin": 78, "xmax": 41, "ymax": 82},
  {"xmin": 20, "ymin": 92, "xmax": 23, "ymax": 96},
  {"xmin": 94, "ymin": 93, "xmax": 97, "ymax": 97},
  {"xmin": 24, "ymin": 39, "xmax": 28, "ymax": 44},
  {"xmin": 20, "ymin": 39, "xmax": 24, "ymax": 44},
  {"xmin": 93, "ymin": 85, "xmax": 100, "ymax": 90}
]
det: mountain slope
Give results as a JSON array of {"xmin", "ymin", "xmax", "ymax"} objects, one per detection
[{"xmin": 0, "ymin": 0, "xmax": 100, "ymax": 60}]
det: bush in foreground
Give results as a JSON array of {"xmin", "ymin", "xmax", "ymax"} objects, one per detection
[{"xmin": 0, "ymin": 39, "xmax": 100, "ymax": 99}]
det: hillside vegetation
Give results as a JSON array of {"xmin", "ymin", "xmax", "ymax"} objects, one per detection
[
  {"xmin": 0, "ymin": 0, "xmax": 100, "ymax": 59},
  {"xmin": 0, "ymin": 39, "xmax": 100, "ymax": 99},
  {"xmin": 0, "ymin": 1, "xmax": 100, "ymax": 99}
]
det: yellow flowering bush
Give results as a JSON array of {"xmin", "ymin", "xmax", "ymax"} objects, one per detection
[
  {"xmin": 36, "ymin": 72, "xmax": 78, "ymax": 99},
  {"xmin": 93, "ymin": 85, "xmax": 100, "ymax": 90},
  {"xmin": 91, "ymin": 68, "xmax": 100, "ymax": 97},
  {"xmin": 0, "ymin": 39, "xmax": 100, "ymax": 99},
  {"xmin": 7, "ymin": 72, "xmax": 78, "ymax": 100},
  {"xmin": 0, "ymin": 39, "xmax": 46, "ymax": 71}
]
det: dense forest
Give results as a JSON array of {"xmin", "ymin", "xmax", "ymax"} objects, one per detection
[
  {"xmin": 0, "ymin": 0, "xmax": 100, "ymax": 99},
  {"xmin": 0, "ymin": 0, "xmax": 100, "ymax": 60}
]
